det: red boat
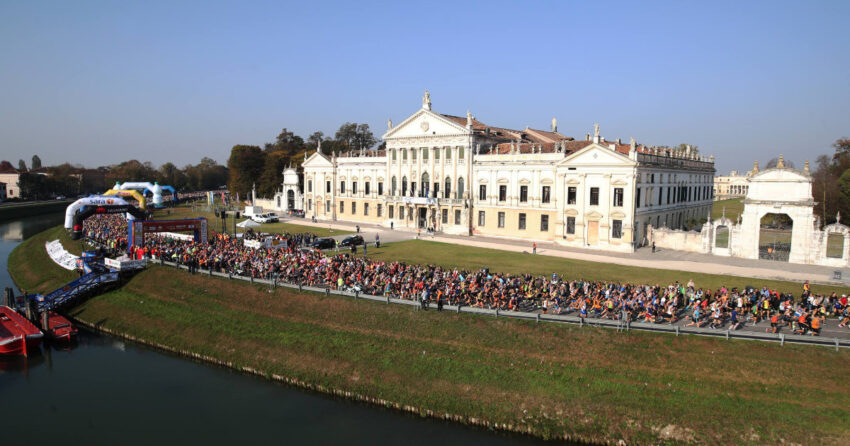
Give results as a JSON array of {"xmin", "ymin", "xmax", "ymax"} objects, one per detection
[
  {"xmin": 0, "ymin": 306, "xmax": 43, "ymax": 356},
  {"xmin": 45, "ymin": 312, "xmax": 77, "ymax": 342}
]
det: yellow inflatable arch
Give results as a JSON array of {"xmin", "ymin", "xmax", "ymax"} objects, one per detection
[{"xmin": 104, "ymin": 189, "xmax": 147, "ymax": 210}]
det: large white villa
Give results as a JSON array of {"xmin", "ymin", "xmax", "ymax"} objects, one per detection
[{"xmin": 280, "ymin": 92, "xmax": 715, "ymax": 252}]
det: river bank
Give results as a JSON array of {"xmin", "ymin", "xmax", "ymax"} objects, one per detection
[
  {"xmin": 0, "ymin": 200, "xmax": 73, "ymax": 222},
  {"xmin": 10, "ymin": 226, "xmax": 850, "ymax": 445}
]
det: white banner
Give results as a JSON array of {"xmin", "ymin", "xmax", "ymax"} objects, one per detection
[
  {"xmin": 402, "ymin": 197, "xmax": 437, "ymax": 205},
  {"xmin": 45, "ymin": 240, "xmax": 79, "ymax": 270},
  {"xmin": 161, "ymin": 232, "xmax": 195, "ymax": 241},
  {"xmin": 105, "ymin": 257, "xmax": 147, "ymax": 271}
]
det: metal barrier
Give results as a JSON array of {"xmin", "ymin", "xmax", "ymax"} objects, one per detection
[{"xmin": 150, "ymin": 258, "xmax": 849, "ymax": 350}]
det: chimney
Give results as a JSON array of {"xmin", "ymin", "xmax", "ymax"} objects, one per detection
[{"xmin": 616, "ymin": 138, "xmax": 621, "ymax": 145}]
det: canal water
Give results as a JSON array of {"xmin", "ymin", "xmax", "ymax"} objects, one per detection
[{"xmin": 0, "ymin": 215, "xmax": 549, "ymax": 445}]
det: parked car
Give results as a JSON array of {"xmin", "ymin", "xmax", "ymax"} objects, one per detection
[
  {"xmin": 338, "ymin": 235, "xmax": 364, "ymax": 247},
  {"xmin": 311, "ymin": 238, "xmax": 336, "ymax": 250},
  {"xmin": 251, "ymin": 213, "xmax": 279, "ymax": 223},
  {"xmin": 265, "ymin": 212, "xmax": 280, "ymax": 221},
  {"xmin": 55, "ymin": 195, "xmax": 66, "ymax": 200}
]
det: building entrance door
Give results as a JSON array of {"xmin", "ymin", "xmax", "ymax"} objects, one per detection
[
  {"xmin": 587, "ymin": 221, "xmax": 599, "ymax": 245},
  {"xmin": 418, "ymin": 207, "xmax": 427, "ymax": 228}
]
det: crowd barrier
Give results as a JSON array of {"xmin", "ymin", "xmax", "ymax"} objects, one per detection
[{"xmin": 151, "ymin": 257, "xmax": 850, "ymax": 351}]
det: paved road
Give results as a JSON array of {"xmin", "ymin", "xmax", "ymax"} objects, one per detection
[{"xmin": 283, "ymin": 216, "xmax": 850, "ymax": 288}]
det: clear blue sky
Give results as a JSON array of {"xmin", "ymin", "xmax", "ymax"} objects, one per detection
[{"xmin": 1, "ymin": 0, "xmax": 848, "ymax": 173}]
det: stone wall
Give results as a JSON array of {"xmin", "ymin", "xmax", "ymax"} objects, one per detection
[{"xmin": 647, "ymin": 225, "xmax": 707, "ymax": 253}]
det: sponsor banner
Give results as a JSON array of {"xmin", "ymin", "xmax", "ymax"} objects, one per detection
[
  {"xmin": 105, "ymin": 257, "xmax": 147, "ymax": 271},
  {"xmin": 243, "ymin": 237, "xmax": 286, "ymax": 250},
  {"xmin": 402, "ymin": 197, "xmax": 437, "ymax": 205},
  {"xmin": 161, "ymin": 232, "xmax": 195, "ymax": 241},
  {"xmin": 244, "ymin": 239, "xmax": 264, "ymax": 249},
  {"xmin": 45, "ymin": 240, "xmax": 79, "ymax": 270}
]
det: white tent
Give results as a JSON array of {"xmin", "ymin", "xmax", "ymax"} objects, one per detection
[{"xmin": 236, "ymin": 219, "xmax": 261, "ymax": 228}]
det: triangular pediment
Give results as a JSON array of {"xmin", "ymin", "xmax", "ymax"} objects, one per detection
[
  {"xmin": 383, "ymin": 109, "xmax": 471, "ymax": 139},
  {"xmin": 303, "ymin": 151, "xmax": 333, "ymax": 168},
  {"xmin": 558, "ymin": 143, "xmax": 636, "ymax": 167}
]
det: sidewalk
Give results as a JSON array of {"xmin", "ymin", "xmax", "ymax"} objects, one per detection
[{"xmin": 284, "ymin": 217, "xmax": 850, "ymax": 287}]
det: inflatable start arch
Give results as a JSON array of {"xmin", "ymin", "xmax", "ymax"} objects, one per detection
[{"xmin": 64, "ymin": 196, "xmax": 147, "ymax": 240}]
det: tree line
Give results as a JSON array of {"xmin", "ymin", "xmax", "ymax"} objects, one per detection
[
  {"xmin": 227, "ymin": 122, "xmax": 379, "ymax": 199},
  {"xmin": 812, "ymin": 137, "xmax": 850, "ymax": 226},
  {"xmin": 1, "ymin": 156, "xmax": 228, "ymax": 200}
]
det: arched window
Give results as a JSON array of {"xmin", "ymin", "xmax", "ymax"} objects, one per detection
[
  {"xmin": 444, "ymin": 177, "xmax": 451, "ymax": 199},
  {"xmin": 391, "ymin": 176, "xmax": 397, "ymax": 196},
  {"xmin": 457, "ymin": 177, "xmax": 464, "ymax": 199},
  {"xmin": 421, "ymin": 172, "xmax": 430, "ymax": 197},
  {"xmin": 402, "ymin": 176, "xmax": 408, "ymax": 196}
]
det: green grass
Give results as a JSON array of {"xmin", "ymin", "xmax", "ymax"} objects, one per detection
[
  {"xmin": 363, "ymin": 240, "xmax": 848, "ymax": 296},
  {"xmin": 10, "ymin": 227, "xmax": 850, "ymax": 444},
  {"xmin": 712, "ymin": 197, "xmax": 744, "ymax": 221},
  {"xmin": 152, "ymin": 205, "xmax": 349, "ymax": 237},
  {"xmin": 7, "ymin": 225, "xmax": 86, "ymax": 294}
]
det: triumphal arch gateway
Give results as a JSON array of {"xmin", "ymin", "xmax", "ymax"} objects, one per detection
[{"xmin": 653, "ymin": 156, "xmax": 850, "ymax": 267}]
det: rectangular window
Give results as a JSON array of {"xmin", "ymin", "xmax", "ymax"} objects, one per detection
[
  {"xmin": 365, "ymin": 182, "xmax": 370, "ymax": 195},
  {"xmin": 566, "ymin": 216, "xmax": 576, "ymax": 234},
  {"xmin": 499, "ymin": 185, "xmax": 507, "ymax": 201},
  {"xmin": 326, "ymin": 200, "xmax": 330, "ymax": 213},
  {"xmin": 446, "ymin": 147, "xmax": 451, "ymax": 159},
  {"xmin": 351, "ymin": 202, "xmax": 356, "ymax": 214},
  {"xmin": 377, "ymin": 204, "xmax": 382, "ymax": 217},
  {"xmin": 540, "ymin": 215, "xmax": 549, "ymax": 231},
  {"xmin": 340, "ymin": 181, "xmax": 346, "ymax": 194},
  {"xmin": 636, "ymin": 188, "xmax": 641, "ymax": 208},
  {"xmin": 498, "ymin": 212, "xmax": 505, "ymax": 228},
  {"xmin": 364, "ymin": 203, "xmax": 369, "ymax": 216},
  {"xmin": 458, "ymin": 146, "xmax": 464, "ymax": 158},
  {"xmin": 403, "ymin": 149, "xmax": 408, "ymax": 161},
  {"xmin": 612, "ymin": 220, "xmax": 623, "ymax": 239},
  {"xmin": 423, "ymin": 148, "xmax": 428, "ymax": 160},
  {"xmin": 613, "ymin": 188, "xmax": 624, "ymax": 207},
  {"xmin": 354, "ymin": 182, "xmax": 359, "ymax": 194},
  {"xmin": 478, "ymin": 211, "xmax": 485, "ymax": 226},
  {"xmin": 518, "ymin": 213, "xmax": 526, "ymax": 230},
  {"xmin": 519, "ymin": 185, "xmax": 528, "ymax": 202},
  {"xmin": 541, "ymin": 186, "xmax": 551, "ymax": 204},
  {"xmin": 326, "ymin": 181, "xmax": 331, "ymax": 194},
  {"xmin": 307, "ymin": 199, "xmax": 312, "ymax": 210},
  {"xmin": 442, "ymin": 209, "xmax": 448, "ymax": 224},
  {"xmin": 378, "ymin": 182, "xmax": 383, "ymax": 195},
  {"xmin": 479, "ymin": 185, "xmax": 486, "ymax": 200},
  {"xmin": 454, "ymin": 210, "xmax": 461, "ymax": 225},
  {"xmin": 389, "ymin": 205, "xmax": 394, "ymax": 219},
  {"xmin": 339, "ymin": 201, "xmax": 344, "ymax": 213},
  {"xmin": 589, "ymin": 187, "xmax": 599, "ymax": 206},
  {"xmin": 434, "ymin": 148, "xmax": 439, "ymax": 159},
  {"xmin": 568, "ymin": 187, "xmax": 576, "ymax": 205},
  {"xmin": 399, "ymin": 207, "xmax": 404, "ymax": 219},
  {"xmin": 308, "ymin": 180, "xmax": 312, "ymax": 193}
]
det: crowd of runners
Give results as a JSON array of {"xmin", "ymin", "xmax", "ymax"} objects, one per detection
[{"xmin": 83, "ymin": 214, "xmax": 849, "ymax": 335}]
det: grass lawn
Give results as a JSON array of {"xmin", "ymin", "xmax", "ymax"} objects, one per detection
[
  {"xmin": 10, "ymin": 227, "xmax": 850, "ymax": 444},
  {"xmin": 712, "ymin": 197, "xmax": 744, "ymax": 221},
  {"xmin": 7, "ymin": 225, "xmax": 86, "ymax": 294},
  {"xmin": 151, "ymin": 205, "xmax": 349, "ymax": 238},
  {"xmin": 361, "ymin": 240, "xmax": 848, "ymax": 296}
]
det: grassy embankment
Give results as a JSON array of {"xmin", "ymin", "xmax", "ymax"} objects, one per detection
[
  {"xmin": 152, "ymin": 205, "xmax": 350, "ymax": 238},
  {"xmin": 10, "ymin": 226, "xmax": 850, "ymax": 444}
]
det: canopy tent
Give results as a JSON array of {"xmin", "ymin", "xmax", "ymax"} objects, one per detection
[{"xmin": 236, "ymin": 219, "xmax": 261, "ymax": 228}]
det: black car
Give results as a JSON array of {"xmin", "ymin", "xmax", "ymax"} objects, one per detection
[
  {"xmin": 311, "ymin": 238, "xmax": 336, "ymax": 250},
  {"xmin": 338, "ymin": 235, "xmax": 364, "ymax": 247}
]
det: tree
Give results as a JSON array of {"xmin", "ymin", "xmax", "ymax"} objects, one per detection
[
  {"xmin": 258, "ymin": 151, "xmax": 289, "ymax": 197},
  {"xmin": 17, "ymin": 160, "xmax": 27, "ymax": 172},
  {"xmin": 334, "ymin": 122, "xmax": 376, "ymax": 152},
  {"xmin": 837, "ymin": 169, "xmax": 850, "ymax": 221},
  {"xmin": 307, "ymin": 131, "xmax": 324, "ymax": 145},
  {"xmin": 227, "ymin": 145, "xmax": 265, "ymax": 199},
  {"xmin": 834, "ymin": 137, "xmax": 850, "ymax": 158},
  {"xmin": 31, "ymin": 155, "xmax": 42, "ymax": 170}
]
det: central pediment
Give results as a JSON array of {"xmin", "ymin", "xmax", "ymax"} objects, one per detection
[{"xmin": 383, "ymin": 109, "xmax": 471, "ymax": 140}]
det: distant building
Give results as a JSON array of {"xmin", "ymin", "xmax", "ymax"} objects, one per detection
[
  {"xmin": 713, "ymin": 162, "xmax": 757, "ymax": 200},
  {"xmin": 0, "ymin": 170, "xmax": 20, "ymax": 199},
  {"xmin": 299, "ymin": 92, "xmax": 716, "ymax": 252}
]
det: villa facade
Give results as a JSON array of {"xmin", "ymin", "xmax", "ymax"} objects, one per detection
[{"xmin": 300, "ymin": 93, "xmax": 716, "ymax": 252}]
